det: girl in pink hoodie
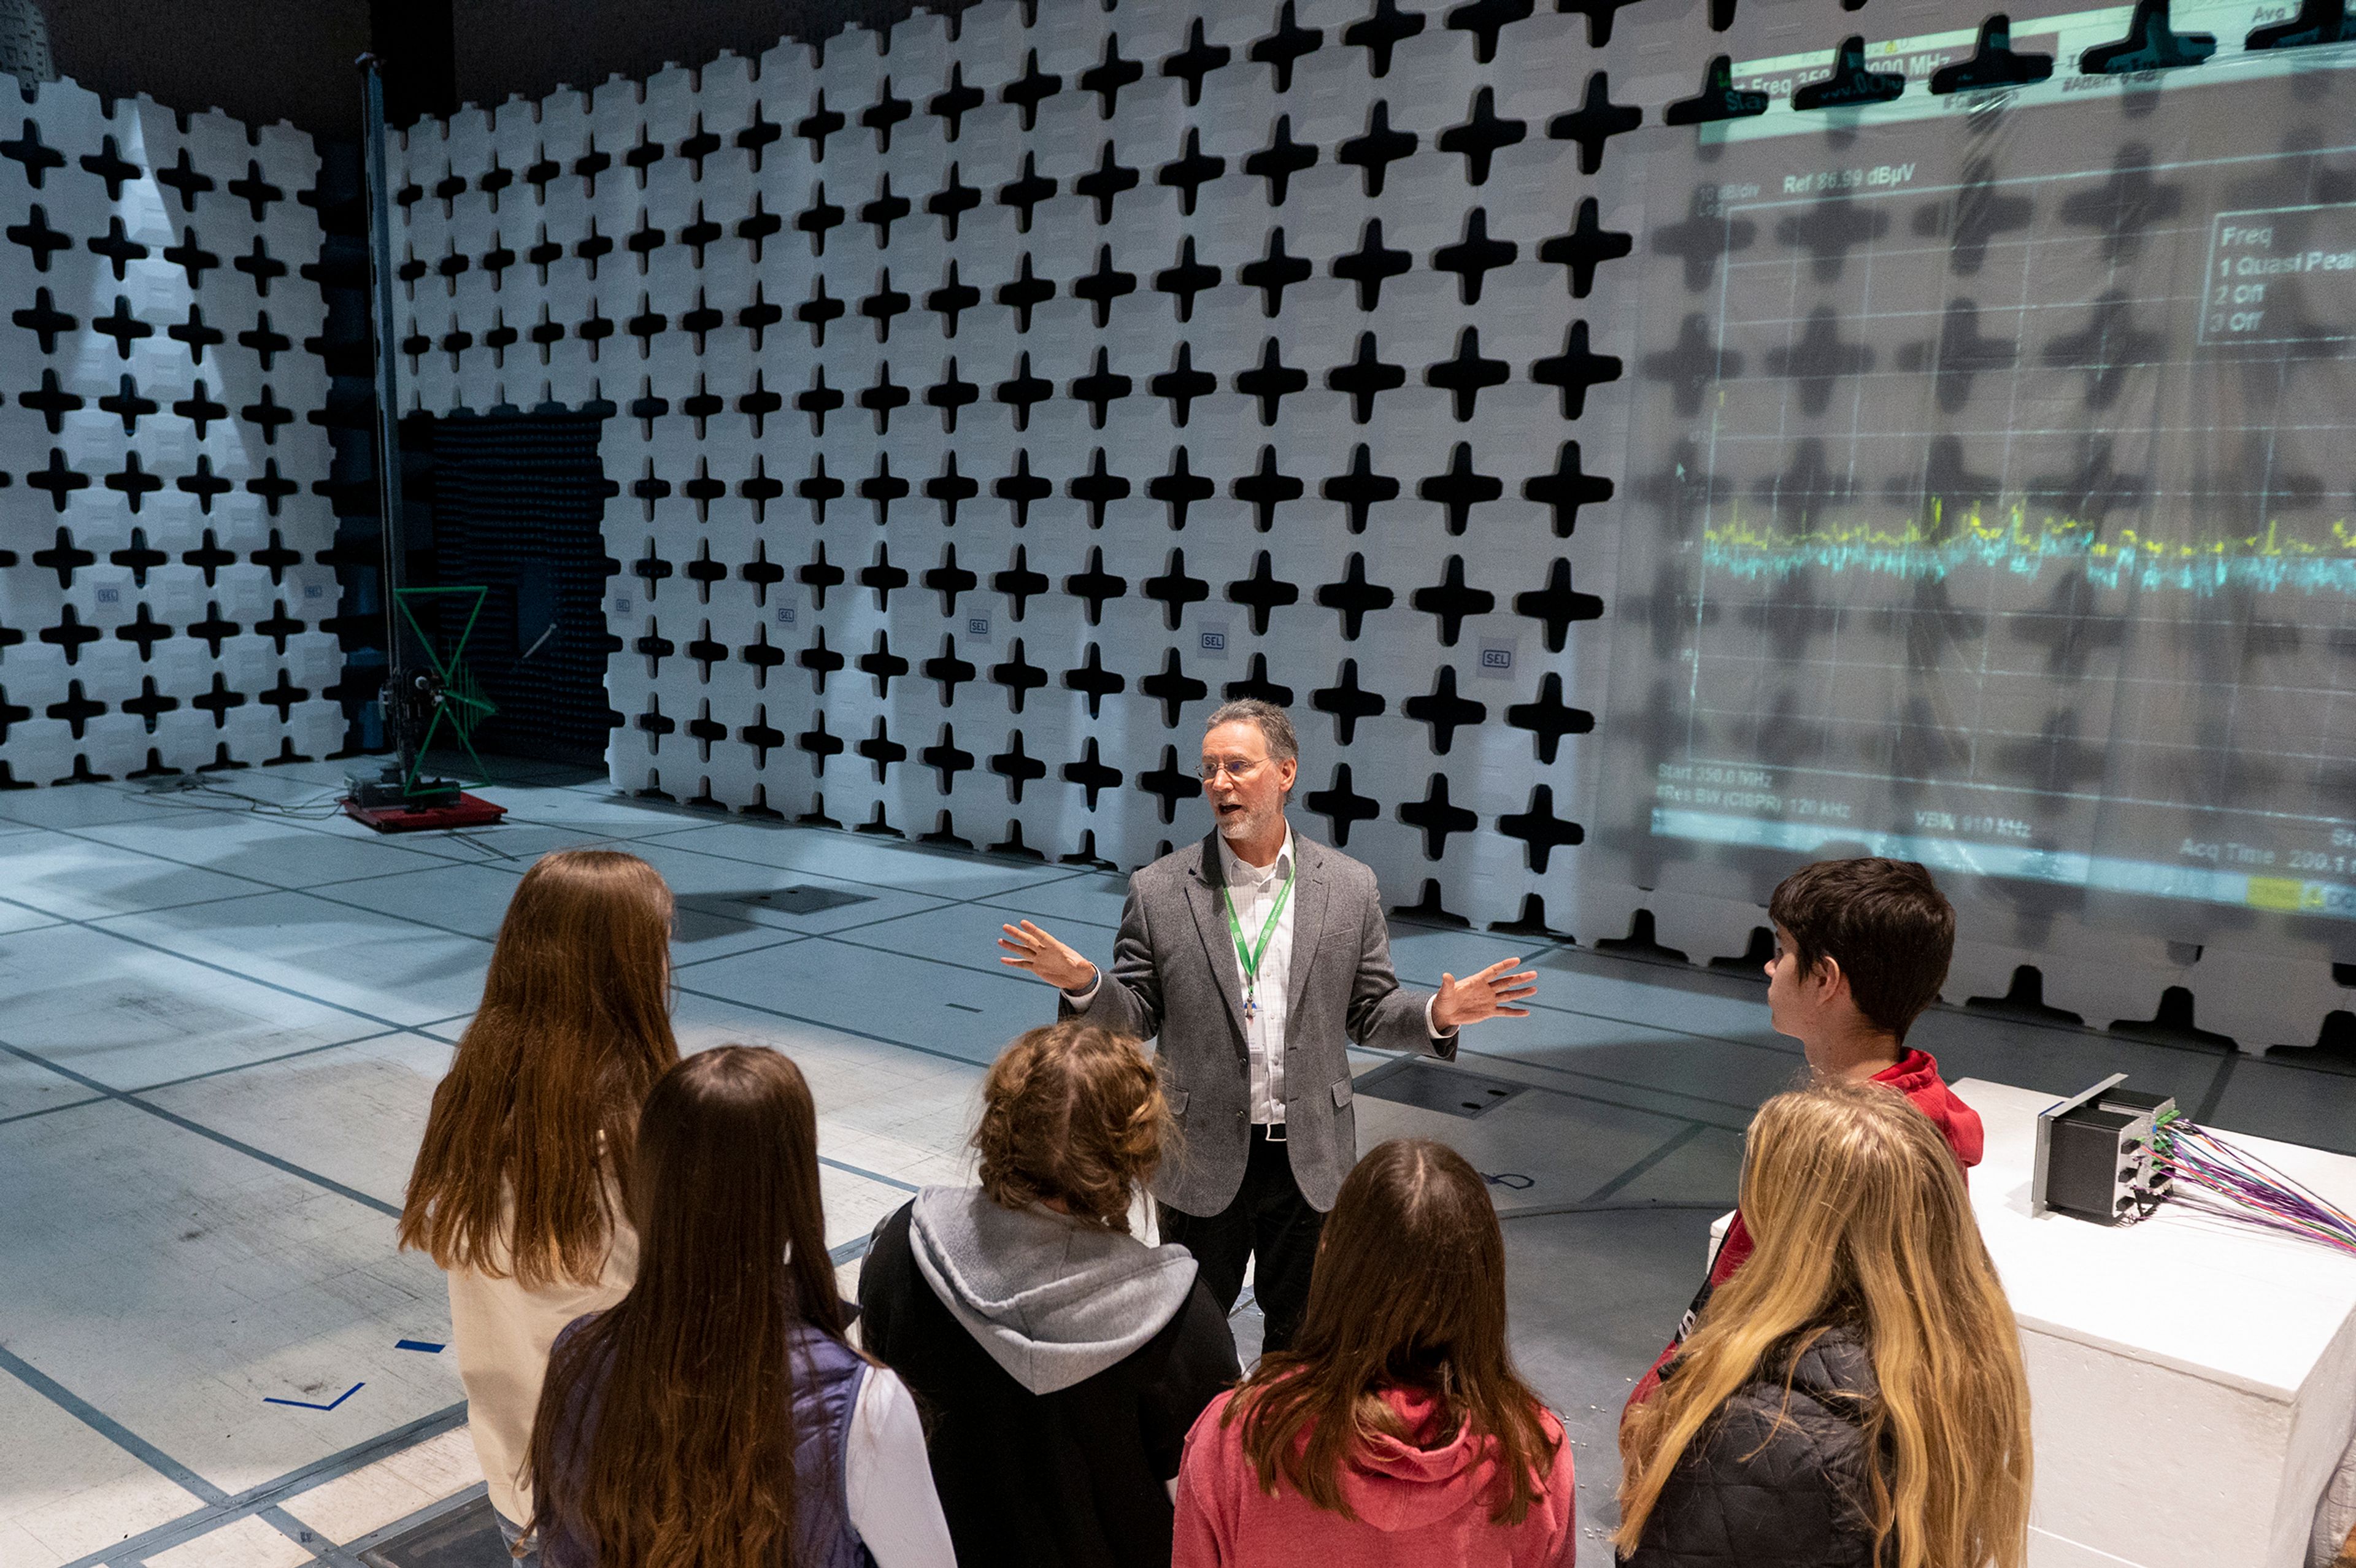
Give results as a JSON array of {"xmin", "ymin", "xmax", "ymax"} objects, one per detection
[{"xmin": 1172, "ymin": 1139, "xmax": 1576, "ymax": 1568}]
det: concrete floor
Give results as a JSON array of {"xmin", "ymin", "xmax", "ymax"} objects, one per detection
[{"xmin": 2, "ymin": 758, "xmax": 2350, "ymax": 1565}]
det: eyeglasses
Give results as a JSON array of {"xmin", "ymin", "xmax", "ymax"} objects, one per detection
[{"xmin": 1198, "ymin": 756, "xmax": 1265, "ymax": 783}]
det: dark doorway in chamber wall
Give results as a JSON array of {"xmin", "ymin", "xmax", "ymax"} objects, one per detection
[{"xmin": 420, "ymin": 410, "xmax": 618, "ymax": 768}]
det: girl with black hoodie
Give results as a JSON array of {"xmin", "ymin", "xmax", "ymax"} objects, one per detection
[{"xmin": 858, "ymin": 1021, "xmax": 1242, "ymax": 1568}]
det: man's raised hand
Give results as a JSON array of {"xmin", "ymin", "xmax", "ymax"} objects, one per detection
[
  {"xmin": 1432, "ymin": 956, "xmax": 1540, "ymax": 1031},
  {"xmin": 996, "ymin": 919, "xmax": 1098, "ymax": 992}
]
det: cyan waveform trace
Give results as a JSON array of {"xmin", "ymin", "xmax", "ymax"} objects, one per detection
[{"xmin": 1700, "ymin": 501, "xmax": 2356, "ymax": 594}]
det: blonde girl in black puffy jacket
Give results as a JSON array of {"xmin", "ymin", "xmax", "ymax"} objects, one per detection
[{"xmin": 1614, "ymin": 1080, "xmax": 2032, "ymax": 1568}]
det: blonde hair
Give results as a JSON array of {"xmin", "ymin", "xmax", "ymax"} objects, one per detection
[
  {"xmin": 973, "ymin": 1023, "xmax": 1166, "ymax": 1231},
  {"xmin": 399, "ymin": 849, "xmax": 680, "ymax": 1288},
  {"xmin": 1615, "ymin": 1080, "xmax": 2031, "ymax": 1568}
]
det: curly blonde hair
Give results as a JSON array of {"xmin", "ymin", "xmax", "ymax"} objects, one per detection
[{"xmin": 974, "ymin": 1023, "xmax": 1167, "ymax": 1231}]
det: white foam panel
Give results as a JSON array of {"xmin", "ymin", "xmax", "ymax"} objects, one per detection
[
  {"xmin": 362, "ymin": 3, "xmax": 2356, "ymax": 1049},
  {"xmin": 1, "ymin": 72, "xmax": 340, "ymax": 784}
]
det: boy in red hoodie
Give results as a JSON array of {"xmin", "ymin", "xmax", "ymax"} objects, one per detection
[{"xmin": 1625, "ymin": 858, "xmax": 1984, "ymax": 1413}]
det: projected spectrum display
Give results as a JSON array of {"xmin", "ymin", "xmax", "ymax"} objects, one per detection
[{"xmin": 1602, "ymin": 64, "xmax": 2356, "ymax": 935}]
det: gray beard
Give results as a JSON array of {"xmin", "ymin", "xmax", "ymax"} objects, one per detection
[{"xmin": 1217, "ymin": 805, "xmax": 1282, "ymax": 844}]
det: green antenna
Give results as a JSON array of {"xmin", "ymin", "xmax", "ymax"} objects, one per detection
[{"xmin": 392, "ymin": 585, "xmax": 498, "ymax": 797}]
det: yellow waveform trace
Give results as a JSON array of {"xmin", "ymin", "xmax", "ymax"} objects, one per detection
[{"xmin": 1699, "ymin": 500, "xmax": 2356, "ymax": 593}]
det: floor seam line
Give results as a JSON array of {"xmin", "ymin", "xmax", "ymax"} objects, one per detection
[
  {"xmin": 670, "ymin": 982, "xmax": 991, "ymax": 1071},
  {"xmin": 123, "ymin": 1026, "xmax": 426, "ymax": 1096},
  {"xmin": 0, "ymin": 1039, "xmax": 404, "ymax": 1219},
  {"xmin": 775, "ymin": 909, "xmax": 1811, "ymax": 1051},
  {"xmin": 0, "ymin": 894, "xmax": 418, "ymax": 1036},
  {"xmin": 0, "ymin": 815, "xmax": 298, "ymax": 899},
  {"xmin": 779, "ymin": 865, "xmax": 1115, "ymax": 939},
  {"xmin": 1366, "ymin": 1050, "xmax": 1755, "ymax": 1132},
  {"xmin": 0, "ymin": 1093, "xmax": 107, "ymax": 1126},
  {"xmin": 1494, "ymin": 1081, "xmax": 1749, "ymax": 1133},
  {"xmin": 1392, "ymin": 974, "xmax": 1803, "ymax": 1050},
  {"xmin": 43, "ymin": 1402, "xmax": 471, "ymax": 1568},
  {"xmin": 798, "ymin": 928, "xmax": 1798, "ymax": 1046},
  {"xmin": 625, "ymin": 828, "xmax": 1101, "ymax": 903},
  {"xmin": 1579, "ymin": 1122, "xmax": 1717, "ymax": 1205},
  {"xmin": 819, "ymin": 1151, "xmax": 923, "ymax": 1193},
  {"xmin": 1457, "ymin": 1043, "xmax": 1796, "ymax": 1114},
  {"xmin": 814, "ymin": 929, "xmax": 1098, "ymax": 989},
  {"xmin": 0, "ymin": 1341, "xmax": 227, "ymax": 1507},
  {"xmin": 671, "ymin": 932, "xmax": 815, "ymax": 971},
  {"xmin": 2194, "ymin": 1048, "xmax": 2241, "ymax": 1124},
  {"xmin": 256, "ymin": 1504, "xmax": 372, "ymax": 1568}
]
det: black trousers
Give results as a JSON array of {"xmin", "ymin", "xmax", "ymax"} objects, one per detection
[{"xmin": 1158, "ymin": 1124, "xmax": 1325, "ymax": 1356}]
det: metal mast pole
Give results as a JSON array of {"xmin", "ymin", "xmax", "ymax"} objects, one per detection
[{"xmin": 357, "ymin": 54, "xmax": 414, "ymax": 785}]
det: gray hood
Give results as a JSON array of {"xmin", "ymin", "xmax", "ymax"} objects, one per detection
[{"xmin": 908, "ymin": 1185, "xmax": 1201, "ymax": 1396}]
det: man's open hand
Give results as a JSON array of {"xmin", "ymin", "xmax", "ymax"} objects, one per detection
[
  {"xmin": 996, "ymin": 919, "xmax": 1098, "ymax": 991},
  {"xmin": 1432, "ymin": 956, "xmax": 1539, "ymax": 1031}
]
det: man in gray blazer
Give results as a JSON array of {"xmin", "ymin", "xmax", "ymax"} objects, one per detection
[{"xmin": 998, "ymin": 699, "xmax": 1535, "ymax": 1352}]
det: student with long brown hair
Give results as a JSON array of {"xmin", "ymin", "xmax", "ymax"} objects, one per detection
[
  {"xmin": 398, "ymin": 849, "xmax": 680, "ymax": 1558},
  {"xmin": 529, "ymin": 1045, "xmax": 952, "ymax": 1567},
  {"xmin": 1614, "ymin": 1080, "xmax": 2032, "ymax": 1568},
  {"xmin": 858, "ymin": 1022, "xmax": 1239, "ymax": 1568},
  {"xmin": 1172, "ymin": 1137, "xmax": 1576, "ymax": 1567}
]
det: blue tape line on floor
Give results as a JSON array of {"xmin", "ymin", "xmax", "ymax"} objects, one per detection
[
  {"xmin": 395, "ymin": 1339, "xmax": 445, "ymax": 1353},
  {"xmin": 264, "ymin": 1381, "xmax": 364, "ymax": 1410}
]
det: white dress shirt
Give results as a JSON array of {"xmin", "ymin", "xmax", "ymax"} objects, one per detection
[
  {"xmin": 1218, "ymin": 827, "xmax": 1298, "ymax": 1125},
  {"xmin": 1063, "ymin": 823, "xmax": 1455, "ymax": 1128}
]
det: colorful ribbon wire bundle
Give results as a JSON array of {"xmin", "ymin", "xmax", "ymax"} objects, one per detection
[{"xmin": 2152, "ymin": 1110, "xmax": 2356, "ymax": 1259}]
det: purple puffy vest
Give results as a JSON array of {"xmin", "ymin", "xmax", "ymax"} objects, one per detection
[{"xmin": 539, "ymin": 1316, "xmax": 874, "ymax": 1568}]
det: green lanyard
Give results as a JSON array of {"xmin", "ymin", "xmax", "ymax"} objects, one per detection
[{"xmin": 1220, "ymin": 863, "xmax": 1295, "ymax": 1020}]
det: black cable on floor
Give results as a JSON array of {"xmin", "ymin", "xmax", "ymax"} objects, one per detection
[{"xmin": 129, "ymin": 775, "xmax": 352, "ymax": 820}]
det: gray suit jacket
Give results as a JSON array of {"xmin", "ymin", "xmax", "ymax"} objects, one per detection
[{"xmin": 1062, "ymin": 828, "xmax": 1452, "ymax": 1215}]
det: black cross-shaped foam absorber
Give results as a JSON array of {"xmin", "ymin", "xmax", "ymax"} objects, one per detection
[
  {"xmin": 1549, "ymin": 72, "xmax": 1642, "ymax": 175},
  {"xmin": 1436, "ymin": 86, "xmax": 1525, "ymax": 185},
  {"xmin": 1498, "ymin": 785, "xmax": 1584, "ymax": 872},
  {"xmin": 1223, "ymin": 651, "xmax": 1294, "ymax": 707},
  {"xmin": 1063, "ymin": 644, "xmax": 1126, "ymax": 718},
  {"xmin": 1411, "ymin": 556, "xmax": 1495, "ymax": 645},
  {"xmin": 1539, "ymin": 199, "xmax": 1633, "ymax": 299},
  {"xmin": 1141, "ymin": 647, "xmax": 1208, "ymax": 726},
  {"xmin": 1506, "ymin": 672, "xmax": 1595, "ymax": 764},
  {"xmin": 1063, "ymin": 739, "xmax": 1124, "ymax": 809},
  {"xmin": 1310, "ymin": 659, "xmax": 1386, "ymax": 744},
  {"xmin": 1162, "ymin": 19, "xmax": 1231, "ymax": 105},
  {"xmin": 1149, "ymin": 450, "xmax": 1215, "ymax": 528},
  {"xmin": 1153, "ymin": 136, "xmax": 1224, "ymax": 228},
  {"xmin": 1234, "ymin": 447, "xmax": 1305, "ymax": 532},
  {"xmin": 1398, "ymin": 772, "xmax": 1479, "ymax": 858},
  {"xmin": 1316, "ymin": 554, "xmax": 1395, "ymax": 640},
  {"xmin": 989, "ymin": 640, "xmax": 1045, "ymax": 711},
  {"xmin": 1304, "ymin": 762, "xmax": 1380, "ymax": 846}
]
